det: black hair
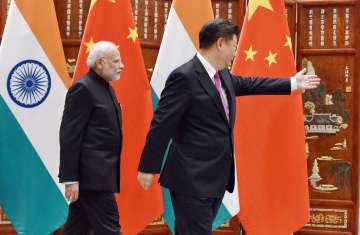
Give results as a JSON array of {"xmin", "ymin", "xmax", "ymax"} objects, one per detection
[{"xmin": 199, "ymin": 19, "xmax": 240, "ymax": 49}]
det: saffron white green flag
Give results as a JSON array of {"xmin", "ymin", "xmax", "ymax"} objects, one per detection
[
  {"xmin": 151, "ymin": 0, "xmax": 240, "ymax": 232},
  {"xmin": 0, "ymin": 0, "xmax": 71, "ymax": 234}
]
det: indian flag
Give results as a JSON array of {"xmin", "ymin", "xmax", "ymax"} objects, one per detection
[
  {"xmin": 0, "ymin": 0, "xmax": 70, "ymax": 234},
  {"xmin": 151, "ymin": 0, "xmax": 240, "ymax": 231}
]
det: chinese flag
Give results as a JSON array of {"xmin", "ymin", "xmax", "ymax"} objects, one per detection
[
  {"xmin": 73, "ymin": 0, "xmax": 163, "ymax": 234},
  {"xmin": 232, "ymin": 0, "xmax": 309, "ymax": 234}
]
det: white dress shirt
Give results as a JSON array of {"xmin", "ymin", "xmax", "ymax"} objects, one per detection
[{"xmin": 196, "ymin": 53, "xmax": 230, "ymax": 116}]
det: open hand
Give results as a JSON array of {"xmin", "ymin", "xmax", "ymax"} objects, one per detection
[{"xmin": 294, "ymin": 68, "xmax": 321, "ymax": 93}]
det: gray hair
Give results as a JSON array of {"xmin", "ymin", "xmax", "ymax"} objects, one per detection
[{"xmin": 86, "ymin": 41, "xmax": 119, "ymax": 68}]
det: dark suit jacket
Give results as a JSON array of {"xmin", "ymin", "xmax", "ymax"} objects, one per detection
[
  {"xmin": 138, "ymin": 55, "xmax": 290, "ymax": 198},
  {"xmin": 59, "ymin": 69, "xmax": 122, "ymax": 193}
]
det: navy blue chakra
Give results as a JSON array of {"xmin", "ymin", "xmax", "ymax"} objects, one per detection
[{"xmin": 7, "ymin": 60, "xmax": 51, "ymax": 108}]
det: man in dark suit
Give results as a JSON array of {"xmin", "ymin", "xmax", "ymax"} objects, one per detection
[
  {"xmin": 137, "ymin": 19, "xmax": 320, "ymax": 235},
  {"xmin": 59, "ymin": 41, "xmax": 123, "ymax": 235}
]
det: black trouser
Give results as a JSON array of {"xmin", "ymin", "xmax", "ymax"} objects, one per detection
[
  {"xmin": 170, "ymin": 190, "xmax": 223, "ymax": 235},
  {"xmin": 63, "ymin": 191, "xmax": 121, "ymax": 235}
]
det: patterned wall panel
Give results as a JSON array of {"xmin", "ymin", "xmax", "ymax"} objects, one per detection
[{"xmin": 296, "ymin": 1, "xmax": 358, "ymax": 234}]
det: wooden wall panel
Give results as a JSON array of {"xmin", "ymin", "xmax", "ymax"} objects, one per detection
[
  {"xmin": 295, "ymin": 1, "xmax": 359, "ymax": 235},
  {"xmin": 286, "ymin": 0, "xmax": 297, "ymax": 51},
  {"xmin": 54, "ymin": 0, "xmax": 91, "ymax": 75},
  {"xmin": 0, "ymin": 0, "xmax": 10, "ymax": 33},
  {"xmin": 298, "ymin": 2, "xmax": 356, "ymax": 49}
]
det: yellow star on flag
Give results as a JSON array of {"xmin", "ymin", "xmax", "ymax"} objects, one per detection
[
  {"xmin": 265, "ymin": 50, "xmax": 277, "ymax": 67},
  {"xmin": 85, "ymin": 37, "xmax": 95, "ymax": 53},
  {"xmin": 127, "ymin": 27, "xmax": 138, "ymax": 43},
  {"xmin": 244, "ymin": 46, "xmax": 258, "ymax": 62},
  {"xmin": 284, "ymin": 35, "xmax": 292, "ymax": 50},
  {"xmin": 90, "ymin": 0, "xmax": 116, "ymax": 10},
  {"xmin": 248, "ymin": 0, "xmax": 274, "ymax": 20}
]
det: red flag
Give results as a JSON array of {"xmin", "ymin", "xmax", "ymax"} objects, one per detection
[
  {"xmin": 73, "ymin": 1, "xmax": 163, "ymax": 234},
  {"xmin": 232, "ymin": 0, "xmax": 309, "ymax": 234}
]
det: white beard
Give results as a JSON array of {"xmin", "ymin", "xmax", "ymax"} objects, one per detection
[{"xmin": 102, "ymin": 67, "xmax": 120, "ymax": 81}]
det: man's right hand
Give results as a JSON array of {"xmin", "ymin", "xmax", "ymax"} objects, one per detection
[
  {"xmin": 137, "ymin": 171, "xmax": 154, "ymax": 190},
  {"xmin": 65, "ymin": 183, "xmax": 79, "ymax": 203}
]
